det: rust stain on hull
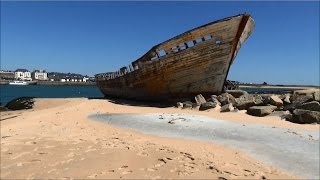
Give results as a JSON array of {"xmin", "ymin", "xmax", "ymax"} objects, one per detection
[{"xmin": 95, "ymin": 14, "xmax": 255, "ymax": 101}]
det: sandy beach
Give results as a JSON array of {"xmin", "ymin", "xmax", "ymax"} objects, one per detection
[{"xmin": 1, "ymin": 98, "xmax": 319, "ymax": 179}]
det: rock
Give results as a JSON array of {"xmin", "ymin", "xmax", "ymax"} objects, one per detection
[
  {"xmin": 281, "ymin": 111, "xmax": 293, "ymax": 121},
  {"xmin": 296, "ymin": 101, "xmax": 320, "ymax": 112},
  {"xmin": 5, "ymin": 97, "xmax": 34, "ymax": 110},
  {"xmin": 259, "ymin": 94, "xmax": 271, "ymax": 105},
  {"xmin": 284, "ymin": 94, "xmax": 314, "ymax": 112},
  {"xmin": 192, "ymin": 103, "xmax": 200, "ymax": 110},
  {"xmin": 290, "ymin": 94, "xmax": 313, "ymax": 104},
  {"xmin": 210, "ymin": 95, "xmax": 221, "ymax": 106},
  {"xmin": 270, "ymin": 110, "xmax": 292, "ymax": 118},
  {"xmin": 199, "ymin": 102, "xmax": 217, "ymax": 111},
  {"xmin": 176, "ymin": 102, "xmax": 183, "ymax": 108},
  {"xmin": 269, "ymin": 110, "xmax": 293, "ymax": 121},
  {"xmin": 293, "ymin": 89, "xmax": 319, "ymax": 102},
  {"xmin": 220, "ymin": 103, "xmax": 234, "ymax": 112},
  {"xmin": 226, "ymin": 90, "xmax": 248, "ymax": 98},
  {"xmin": 283, "ymin": 94, "xmax": 291, "ymax": 104},
  {"xmin": 182, "ymin": 101, "xmax": 193, "ymax": 109},
  {"xmin": 268, "ymin": 95, "xmax": 283, "ymax": 107},
  {"xmin": 247, "ymin": 105, "xmax": 277, "ymax": 117},
  {"xmin": 235, "ymin": 94, "xmax": 263, "ymax": 110},
  {"xmin": 292, "ymin": 89, "xmax": 317, "ymax": 96},
  {"xmin": 217, "ymin": 93, "xmax": 236, "ymax": 106},
  {"xmin": 314, "ymin": 91, "xmax": 320, "ymax": 102},
  {"xmin": 195, "ymin": 94, "xmax": 206, "ymax": 105},
  {"xmin": 0, "ymin": 106, "xmax": 9, "ymax": 112},
  {"xmin": 290, "ymin": 109, "xmax": 320, "ymax": 124}
]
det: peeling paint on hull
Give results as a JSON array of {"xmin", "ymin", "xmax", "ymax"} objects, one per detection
[{"xmin": 95, "ymin": 14, "xmax": 255, "ymax": 101}]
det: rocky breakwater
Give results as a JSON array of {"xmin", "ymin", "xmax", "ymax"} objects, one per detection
[{"xmin": 175, "ymin": 89, "xmax": 320, "ymax": 124}]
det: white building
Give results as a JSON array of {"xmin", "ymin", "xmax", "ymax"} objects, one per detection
[
  {"xmin": 83, "ymin": 77, "xmax": 89, "ymax": 82},
  {"xmin": 32, "ymin": 70, "xmax": 48, "ymax": 81},
  {"xmin": 15, "ymin": 69, "xmax": 32, "ymax": 81}
]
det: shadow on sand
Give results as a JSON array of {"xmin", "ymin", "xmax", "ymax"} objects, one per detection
[{"xmin": 88, "ymin": 96, "xmax": 174, "ymax": 108}]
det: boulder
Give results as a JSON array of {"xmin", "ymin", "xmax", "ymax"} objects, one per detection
[
  {"xmin": 259, "ymin": 94, "xmax": 272, "ymax": 105},
  {"xmin": 283, "ymin": 94, "xmax": 291, "ymax": 104},
  {"xmin": 220, "ymin": 103, "xmax": 234, "ymax": 112},
  {"xmin": 192, "ymin": 103, "xmax": 200, "ymax": 110},
  {"xmin": 268, "ymin": 95, "xmax": 283, "ymax": 107},
  {"xmin": 0, "ymin": 106, "xmax": 9, "ymax": 112},
  {"xmin": 247, "ymin": 105, "xmax": 277, "ymax": 117},
  {"xmin": 5, "ymin": 97, "xmax": 34, "ymax": 110},
  {"xmin": 226, "ymin": 90, "xmax": 248, "ymax": 98},
  {"xmin": 290, "ymin": 109, "xmax": 320, "ymax": 124},
  {"xmin": 182, "ymin": 101, "xmax": 193, "ymax": 109},
  {"xmin": 217, "ymin": 93, "xmax": 236, "ymax": 106},
  {"xmin": 176, "ymin": 102, "xmax": 183, "ymax": 108},
  {"xmin": 281, "ymin": 111, "xmax": 293, "ymax": 121},
  {"xmin": 290, "ymin": 94, "xmax": 313, "ymax": 104},
  {"xmin": 195, "ymin": 94, "xmax": 206, "ymax": 105},
  {"xmin": 235, "ymin": 94, "xmax": 263, "ymax": 110},
  {"xmin": 314, "ymin": 91, "xmax": 320, "ymax": 102},
  {"xmin": 292, "ymin": 89, "xmax": 318, "ymax": 97},
  {"xmin": 284, "ymin": 94, "xmax": 314, "ymax": 112},
  {"xmin": 199, "ymin": 102, "xmax": 217, "ymax": 111},
  {"xmin": 269, "ymin": 110, "xmax": 290, "ymax": 117},
  {"xmin": 296, "ymin": 101, "xmax": 320, "ymax": 112},
  {"xmin": 210, "ymin": 95, "xmax": 221, "ymax": 106}
]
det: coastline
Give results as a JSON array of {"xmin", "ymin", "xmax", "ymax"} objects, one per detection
[
  {"xmin": 0, "ymin": 80, "xmax": 96, "ymax": 86},
  {"xmin": 1, "ymin": 98, "xmax": 319, "ymax": 179}
]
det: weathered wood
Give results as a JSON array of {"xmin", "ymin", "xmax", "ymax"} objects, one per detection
[{"xmin": 95, "ymin": 14, "xmax": 255, "ymax": 101}]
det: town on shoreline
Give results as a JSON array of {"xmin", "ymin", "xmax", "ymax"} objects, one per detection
[{"xmin": 0, "ymin": 69, "xmax": 95, "ymax": 85}]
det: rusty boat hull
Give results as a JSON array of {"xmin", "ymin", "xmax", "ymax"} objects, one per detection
[{"xmin": 95, "ymin": 14, "xmax": 255, "ymax": 101}]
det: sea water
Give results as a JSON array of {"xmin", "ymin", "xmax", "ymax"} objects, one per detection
[{"xmin": 0, "ymin": 85, "xmax": 104, "ymax": 105}]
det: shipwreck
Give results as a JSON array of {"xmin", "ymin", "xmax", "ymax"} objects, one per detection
[{"xmin": 95, "ymin": 14, "xmax": 255, "ymax": 101}]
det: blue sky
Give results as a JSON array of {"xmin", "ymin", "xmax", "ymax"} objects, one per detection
[{"xmin": 1, "ymin": 1, "xmax": 319, "ymax": 85}]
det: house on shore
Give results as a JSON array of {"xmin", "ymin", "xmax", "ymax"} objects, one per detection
[
  {"xmin": 0, "ymin": 70, "xmax": 15, "ymax": 80},
  {"xmin": 32, "ymin": 70, "xmax": 48, "ymax": 81},
  {"xmin": 15, "ymin": 69, "xmax": 32, "ymax": 81}
]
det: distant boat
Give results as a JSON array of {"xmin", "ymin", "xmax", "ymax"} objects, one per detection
[
  {"xmin": 9, "ymin": 81, "xmax": 29, "ymax": 85},
  {"xmin": 8, "ymin": 81, "xmax": 37, "ymax": 85}
]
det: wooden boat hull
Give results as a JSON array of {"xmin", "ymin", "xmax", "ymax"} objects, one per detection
[{"xmin": 96, "ymin": 14, "xmax": 255, "ymax": 101}]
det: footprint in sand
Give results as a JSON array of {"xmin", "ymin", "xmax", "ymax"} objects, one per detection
[
  {"xmin": 85, "ymin": 148, "xmax": 97, "ymax": 153},
  {"xmin": 47, "ymin": 169, "xmax": 57, "ymax": 173},
  {"xmin": 44, "ymin": 145, "xmax": 55, "ymax": 148},
  {"xmin": 151, "ymin": 176, "xmax": 162, "ymax": 180},
  {"xmin": 1, "ymin": 148, "xmax": 9, "ymax": 152},
  {"xmin": 17, "ymin": 162, "xmax": 23, "ymax": 167},
  {"xmin": 66, "ymin": 159, "xmax": 73, "ymax": 163},
  {"xmin": 137, "ymin": 151, "xmax": 148, "ymax": 156},
  {"xmin": 118, "ymin": 165, "xmax": 128, "ymax": 170},
  {"xmin": 154, "ymin": 158, "xmax": 167, "ymax": 168},
  {"xmin": 25, "ymin": 141, "xmax": 37, "ymax": 145},
  {"xmin": 121, "ymin": 170, "xmax": 133, "ymax": 175},
  {"xmin": 87, "ymin": 174, "xmax": 98, "ymax": 178},
  {"xmin": 30, "ymin": 159, "xmax": 41, "ymax": 163},
  {"xmin": 11, "ymin": 152, "xmax": 31, "ymax": 160},
  {"xmin": 147, "ymin": 168, "xmax": 158, "ymax": 172},
  {"xmin": 67, "ymin": 152, "xmax": 75, "ymax": 157}
]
